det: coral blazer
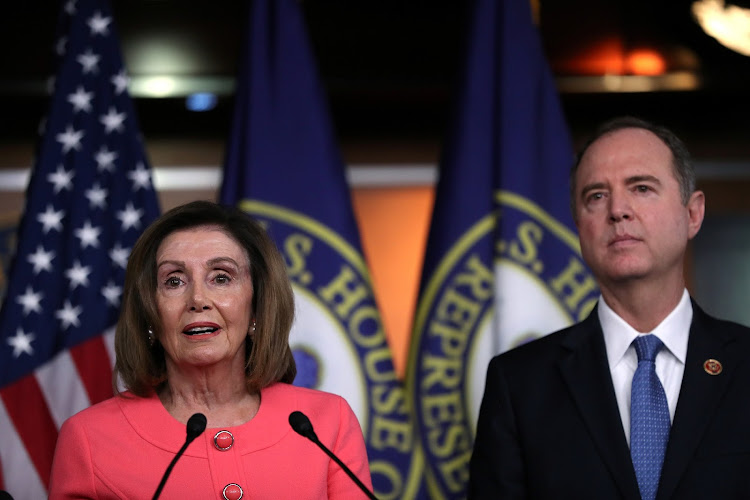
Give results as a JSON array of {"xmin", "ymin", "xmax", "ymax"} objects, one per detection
[{"xmin": 50, "ymin": 382, "xmax": 372, "ymax": 499}]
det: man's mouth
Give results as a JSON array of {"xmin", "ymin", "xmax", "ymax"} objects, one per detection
[{"xmin": 610, "ymin": 235, "xmax": 639, "ymax": 246}]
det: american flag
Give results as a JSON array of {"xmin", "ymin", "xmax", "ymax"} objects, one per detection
[{"xmin": 0, "ymin": 0, "xmax": 160, "ymax": 497}]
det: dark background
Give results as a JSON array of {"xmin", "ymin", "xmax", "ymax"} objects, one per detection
[{"xmin": 1, "ymin": 1, "xmax": 749, "ymax": 160}]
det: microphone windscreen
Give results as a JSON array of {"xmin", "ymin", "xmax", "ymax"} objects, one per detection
[
  {"xmin": 289, "ymin": 411, "xmax": 317, "ymax": 441},
  {"xmin": 186, "ymin": 413, "xmax": 207, "ymax": 441}
]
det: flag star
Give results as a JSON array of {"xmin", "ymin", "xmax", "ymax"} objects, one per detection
[
  {"xmin": 27, "ymin": 245, "xmax": 55, "ymax": 274},
  {"xmin": 77, "ymin": 48, "xmax": 100, "ymax": 74},
  {"xmin": 7, "ymin": 328, "xmax": 35, "ymax": 357},
  {"xmin": 67, "ymin": 85, "xmax": 94, "ymax": 113},
  {"xmin": 117, "ymin": 202, "xmax": 144, "ymax": 231},
  {"xmin": 47, "ymin": 164, "xmax": 75, "ymax": 193},
  {"xmin": 64, "ymin": 0, "xmax": 77, "ymax": 15},
  {"xmin": 109, "ymin": 242, "xmax": 131, "ymax": 269},
  {"xmin": 85, "ymin": 183, "xmax": 108, "ymax": 209},
  {"xmin": 128, "ymin": 162, "xmax": 152, "ymax": 191},
  {"xmin": 37, "ymin": 204, "xmax": 65, "ymax": 233},
  {"xmin": 16, "ymin": 286, "xmax": 44, "ymax": 316},
  {"xmin": 101, "ymin": 281, "xmax": 122, "ymax": 307},
  {"xmin": 56, "ymin": 36, "xmax": 67, "ymax": 56},
  {"xmin": 74, "ymin": 220, "xmax": 102, "ymax": 249},
  {"xmin": 87, "ymin": 11, "xmax": 112, "ymax": 36},
  {"xmin": 100, "ymin": 106, "xmax": 126, "ymax": 134},
  {"xmin": 65, "ymin": 260, "xmax": 92, "ymax": 290},
  {"xmin": 94, "ymin": 145, "xmax": 118, "ymax": 172},
  {"xmin": 56, "ymin": 124, "xmax": 84, "ymax": 153},
  {"xmin": 111, "ymin": 69, "xmax": 129, "ymax": 95},
  {"xmin": 56, "ymin": 300, "xmax": 82, "ymax": 330}
]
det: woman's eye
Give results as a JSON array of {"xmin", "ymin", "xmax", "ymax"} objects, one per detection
[
  {"xmin": 165, "ymin": 276, "xmax": 182, "ymax": 287},
  {"xmin": 215, "ymin": 274, "xmax": 231, "ymax": 284}
]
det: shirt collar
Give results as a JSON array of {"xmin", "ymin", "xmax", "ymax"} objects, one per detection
[{"xmin": 599, "ymin": 289, "xmax": 692, "ymax": 368}]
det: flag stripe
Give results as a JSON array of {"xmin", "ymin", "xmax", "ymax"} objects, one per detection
[
  {"xmin": 0, "ymin": 376, "xmax": 58, "ymax": 489},
  {"xmin": 70, "ymin": 334, "xmax": 114, "ymax": 405},
  {"xmin": 36, "ymin": 351, "xmax": 91, "ymax": 428},
  {"xmin": 102, "ymin": 328, "xmax": 127, "ymax": 393},
  {"xmin": 102, "ymin": 327, "xmax": 117, "ymax": 363},
  {"xmin": 0, "ymin": 401, "xmax": 46, "ymax": 497}
]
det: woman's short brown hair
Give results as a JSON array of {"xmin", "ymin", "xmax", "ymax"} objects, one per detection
[{"xmin": 114, "ymin": 200, "xmax": 296, "ymax": 396}]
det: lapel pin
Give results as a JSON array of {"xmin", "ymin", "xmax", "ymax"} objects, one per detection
[{"xmin": 703, "ymin": 359, "xmax": 722, "ymax": 375}]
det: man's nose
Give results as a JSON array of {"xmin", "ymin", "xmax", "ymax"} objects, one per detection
[{"xmin": 608, "ymin": 192, "xmax": 632, "ymax": 222}]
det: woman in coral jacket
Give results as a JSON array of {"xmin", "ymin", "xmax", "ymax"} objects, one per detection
[{"xmin": 49, "ymin": 201, "xmax": 372, "ymax": 499}]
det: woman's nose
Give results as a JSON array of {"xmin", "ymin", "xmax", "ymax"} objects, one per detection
[{"xmin": 188, "ymin": 283, "xmax": 211, "ymax": 311}]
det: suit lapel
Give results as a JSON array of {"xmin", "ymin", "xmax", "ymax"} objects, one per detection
[
  {"xmin": 657, "ymin": 304, "xmax": 739, "ymax": 499},
  {"xmin": 558, "ymin": 310, "xmax": 641, "ymax": 500}
]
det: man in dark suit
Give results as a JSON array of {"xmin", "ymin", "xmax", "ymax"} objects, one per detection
[{"xmin": 469, "ymin": 116, "xmax": 750, "ymax": 499}]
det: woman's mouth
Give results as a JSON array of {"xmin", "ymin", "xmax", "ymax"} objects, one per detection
[{"xmin": 183, "ymin": 326, "xmax": 219, "ymax": 336}]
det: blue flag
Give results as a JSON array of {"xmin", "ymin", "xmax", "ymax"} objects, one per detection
[
  {"xmin": 220, "ymin": 0, "xmax": 421, "ymax": 497},
  {"xmin": 0, "ymin": 0, "xmax": 160, "ymax": 496},
  {"xmin": 407, "ymin": 0, "xmax": 599, "ymax": 497}
]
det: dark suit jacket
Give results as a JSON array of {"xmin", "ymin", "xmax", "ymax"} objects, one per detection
[{"xmin": 469, "ymin": 302, "xmax": 750, "ymax": 499}]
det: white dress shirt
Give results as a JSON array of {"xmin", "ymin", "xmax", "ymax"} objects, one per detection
[{"xmin": 599, "ymin": 289, "xmax": 692, "ymax": 446}]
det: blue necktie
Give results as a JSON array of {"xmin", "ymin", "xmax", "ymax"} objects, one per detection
[{"xmin": 630, "ymin": 335, "xmax": 671, "ymax": 500}]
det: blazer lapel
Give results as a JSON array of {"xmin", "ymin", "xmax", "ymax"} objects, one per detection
[
  {"xmin": 558, "ymin": 310, "xmax": 641, "ymax": 500},
  {"xmin": 657, "ymin": 304, "xmax": 739, "ymax": 499}
]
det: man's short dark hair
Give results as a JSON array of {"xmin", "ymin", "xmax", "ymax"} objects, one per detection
[{"xmin": 569, "ymin": 116, "xmax": 695, "ymax": 216}]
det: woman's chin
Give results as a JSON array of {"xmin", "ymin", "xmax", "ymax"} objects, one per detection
[{"xmin": 174, "ymin": 350, "xmax": 228, "ymax": 369}]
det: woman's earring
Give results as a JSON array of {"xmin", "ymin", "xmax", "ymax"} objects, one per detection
[
  {"xmin": 249, "ymin": 320, "xmax": 256, "ymax": 334},
  {"xmin": 147, "ymin": 327, "xmax": 155, "ymax": 346}
]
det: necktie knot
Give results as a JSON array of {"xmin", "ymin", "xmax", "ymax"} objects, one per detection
[{"xmin": 634, "ymin": 334, "xmax": 663, "ymax": 362}]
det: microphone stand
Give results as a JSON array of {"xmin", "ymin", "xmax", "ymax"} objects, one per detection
[
  {"xmin": 309, "ymin": 435, "xmax": 378, "ymax": 500},
  {"xmin": 153, "ymin": 413, "xmax": 207, "ymax": 500},
  {"xmin": 289, "ymin": 411, "xmax": 378, "ymax": 500}
]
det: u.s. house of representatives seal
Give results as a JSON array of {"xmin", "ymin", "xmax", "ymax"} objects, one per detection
[
  {"xmin": 240, "ymin": 199, "xmax": 422, "ymax": 500},
  {"xmin": 409, "ymin": 191, "xmax": 598, "ymax": 499}
]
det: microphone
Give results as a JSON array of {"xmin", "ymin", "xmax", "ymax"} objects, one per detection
[
  {"xmin": 152, "ymin": 412, "xmax": 207, "ymax": 500},
  {"xmin": 289, "ymin": 411, "xmax": 378, "ymax": 500}
]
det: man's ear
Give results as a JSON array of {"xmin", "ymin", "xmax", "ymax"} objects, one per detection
[{"xmin": 687, "ymin": 190, "xmax": 705, "ymax": 240}]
